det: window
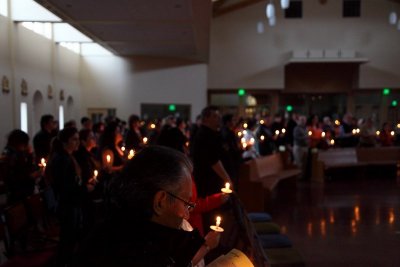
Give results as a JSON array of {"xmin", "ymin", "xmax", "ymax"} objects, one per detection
[
  {"xmin": 0, "ymin": 0, "xmax": 8, "ymax": 17},
  {"xmin": 21, "ymin": 22, "xmax": 52, "ymax": 39},
  {"xmin": 59, "ymin": 105, "xmax": 64, "ymax": 130},
  {"xmin": 285, "ymin": 1, "xmax": 302, "ymax": 19},
  {"xmin": 20, "ymin": 102, "xmax": 28, "ymax": 133},
  {"xmin": 343, "ymin": 0, "xmax": 360, "ymax": 18},
  {"xmin": 59, "ymin": 42, "xmax": 81, "ymax": 54}
]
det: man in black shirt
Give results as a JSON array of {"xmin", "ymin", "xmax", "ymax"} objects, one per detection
[{"xmin": 192, "ymin": 106, "xmax": 233, "ymax": 198}]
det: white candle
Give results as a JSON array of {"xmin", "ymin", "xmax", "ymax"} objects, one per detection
[
  {"xmin": 93, "ymin": 170, "xmax": 98, "ymax": 182},
  {"xmin": 210, "ymin": 216, "xmax": 224, "ymax": 232},
  {"xmin": 216, "ymin": 216, "xmax": 221, "ymax": 227},
  {"xmin": 221, "ymin": 182, "xmax": 232, "ymax": 194},
  {"xmin": 40, "ymin": 158, "xmax": 47, "ymax": 168}
]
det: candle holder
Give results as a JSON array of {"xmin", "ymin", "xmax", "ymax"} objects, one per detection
[{"xmin": 221, "ymin": 182, "xmax": 232, "ymax": 194}]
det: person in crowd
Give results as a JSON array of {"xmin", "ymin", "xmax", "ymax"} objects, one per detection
[
  {"xmin": 46, "ymin": 127, "xmax": 83, "ymax": 266},
  {"xmin": 307, "ymin": 114, "xmax": 323, "ymax": 148},
  {"xmin": 1, "ymin": 129, "xmax": 39, "ymax": 204},
  {"xmin": 125, "ymin": 114, "xmax": 143, "ymax": 151},
  {"xmin": 189, "ymin": 114, "xmax": 202, "ymax": 157},
  {"xmin": 338, "ymin": 113, "xmax": 356, "ymax": 147},
  {"xmin": 321, "ymin": 116, "xmax": 335, "ymax": 139},
  {"xmin": 92, "ymin": 122, "xmax": 105, "ymax": 148},
  {"xmin": 293, "ymin": 115, "xmax": 309, "ymax": 168},
  {"xmin": 256, "ymin": 115, "xmax": 275, "ymax": 156},
  {"xmin": 192, "ymin": 106, "xmax": 233, "ymax": 199},
  {"xmin": 74, "ymin": 129, "xmax": 101, "ymax": 231},
  {"xmin": 72, "ymin": 146, "xmax": 221, "ymax": 267},
  {"xmin": 80, "ymin": 117, "xmax": 93, "ymax": 131},
  {"xmin": 270, "ymin": 113, "xmax": 285, "ymax": 148},
  {"xmin": 285, "ymin": 112, "xmax": 298, "ymax": 149},
  {"xmin": 64, "ymin": 120, "xmax": 77, "ymax": 129},
  {"xmin": 359, "ymin": 118, "xmax": 376, "ymax": 147},
  {"xmin": 33, "ymin": 114, "xmax": 56, "ymax": 162},
  {"xmin": 157, "ymin": 115, "xmax": 177, "ymax": 147},
  {"xmin": 220, "ymin": 114, "xmax": 241, "ymax": 187},
  {"xmin": 379, "ymin": 122, "xmax": 394, "ymax": 147},
  {"xmin": 158, "ymin": 117, "xmax": 189, "ymax": 154},
  {"xmin": 99, "ymin": 122, "xmax": 125, "ymax": 174}
]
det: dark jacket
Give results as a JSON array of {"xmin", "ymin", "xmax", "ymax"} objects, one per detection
[{"xmin": 72, "ymin": 214, "xmax": 204, "ymax": 267}]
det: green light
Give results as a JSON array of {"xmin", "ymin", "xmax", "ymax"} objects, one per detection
[
  {"xmin": 238, "ymin": 88, "xmax": 246, "ymax": 96},
  {"xmin": 392, "ymin": 100, "xmax": 398, "ymax": 107},
  {"xmin": 286, "ymin": 105, "xmax": 293, "ymax": 112},
  {"xmin": 383, "ymin": 88, "xmax": 391, "ymax": 96},
  {"xmin": 168, "ymin": 104, "xmax": 176, "ymax": 111}
]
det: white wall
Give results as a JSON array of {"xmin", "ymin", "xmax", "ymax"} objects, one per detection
[
  {"xmin": 208, "ymin": 0, "xmax": 400, "ymax": 89},
  {"xmin": 81, "ymin": 56, "xmax": 207, "ymax": 121},
  {"xmin": 0, "ymin": 17, "xmax": 82, "ymax": 145}
]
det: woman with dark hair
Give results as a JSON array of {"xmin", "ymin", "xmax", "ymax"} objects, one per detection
[
  {"xmin": 99, "ymin": 122, "xmax": 125, "ymax": 174},
  {"xmin": 1, "ymin": 129, "xmax": 38, "ymax": 204},
  {"xmin": 73, "ymin": 146, "xmax": 220, "ymax": 267},
  {"xmin": 46, "ymin": 127, "xmax": 83, "ymax": 266}
]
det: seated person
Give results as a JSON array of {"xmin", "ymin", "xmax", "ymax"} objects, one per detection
[{"xmin": 72, "ymin": 146, "xmax": 220, "ymax": 267}]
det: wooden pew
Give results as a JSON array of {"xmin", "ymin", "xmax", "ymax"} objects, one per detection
[
  {"xmin": 238, "ymin": 153, "xmax": 301, "ymax": 212},
  {"xmin": 311, "ymin": 147, "xmax": 400, "ymax": 182}
]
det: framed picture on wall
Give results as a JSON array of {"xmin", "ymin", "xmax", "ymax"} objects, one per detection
[{"xmin": 2, "ymin": 76, "xmax": 10, "ymax": 93}]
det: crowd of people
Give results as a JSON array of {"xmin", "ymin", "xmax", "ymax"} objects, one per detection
[{"xmin": 0, "ymin": 107, "xmax": 398, "ymax": 266}]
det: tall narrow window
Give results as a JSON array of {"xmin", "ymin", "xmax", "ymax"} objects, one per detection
[
  {"xmin": 0, "ymin": 0, "xmax": 8, "ymax": 17},
  {"xmin": 59, "ymin": 105, "xmax": 64, "ymax": 130},
  {"xmin": 20, "ymin": 102, "xmax": 28, "ymax": 133}
]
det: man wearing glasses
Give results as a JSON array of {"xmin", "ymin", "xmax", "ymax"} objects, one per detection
[{"xmin": 73, "ymin": 146, "xmax": 220, "ymax": 267}]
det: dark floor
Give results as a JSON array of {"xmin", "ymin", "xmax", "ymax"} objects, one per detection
[{"xmin": 268, "ymin": 176, "xmax": 400, "ymax": 267}]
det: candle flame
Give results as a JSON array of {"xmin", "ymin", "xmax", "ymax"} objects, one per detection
[
  {"xmin": 260, "ymin": 135, "xmax": 265, "ymax": 141},
  {"xmin": 321, "ymin": 132, "xmax": 326, "ymax": 138},
  {"xmin": 128, "ymin": 149, "xmax": 135, "ymax": 160},
  {"xmin": 243, "ymin": 123, "xmax": 248, "ymax": 129},
  {"xmin": 308, "ymin": 131, "xmax": 312, "ymax": 136},
  {"xmin": 330, "ymin": 139, "xmax": 335, "ymax": 145},
  {"xmin": 216, "ymin": 216, "xmax": 221, "ymax": 227},
  {"xmin": 376, "ymin": 130, "xmax": 380, "ymax": 136},
  {"xmin": 150, "ymin": 123, "xmax": 156, "ymax": 129},
  {"xmin": 40, "ymin": 158, "xmax": 47, "ymax": 168},
  {"xmin": 121, "ymin": 146, "xmax": 126, "ymax": 152},
  {"xmin": 260, "ymin": 120, "xmax": 265, "ymax": 125},
  {"xmin": 225, "ymin": 183, "xmax": 230, "ymax": 190},
  {"xmin": 106, "ymin": 154, "xmax": 111, "ymax": 163},
  {"xmin": 94, "ymin": 170, "xmax": 98, "ymax": 177},
  {"xmin": 275, "ymin": 130, "xmax": 280, "ymax": 135},
  {"xmin": 391, "ymin": 131, "xmax": 395, "ymax": 136},
  {"xmin": 143, "ymin": 137, "xmax": 148, "ymax": 144}
]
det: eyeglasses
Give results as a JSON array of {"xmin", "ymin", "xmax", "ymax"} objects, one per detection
[{"xmin": 166, "ymin": 191, "xmax": 196, "ymax": 211}]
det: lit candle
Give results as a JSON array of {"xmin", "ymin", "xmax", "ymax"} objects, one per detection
[
  {"xmin": 210, "ymin": 216, "xmax": 224, "ymax": 232},
  {"xmin": 93, "ymin": 170, "xmax": 98, "ymax": 182},
  {"xmin": 335, "ymin": 120, "xmax": 340, "ymax": 126},
  {"xmin": 391, "ymin": 131, "xmax": 395, "ymax": 136},
  {"xmin": 260, "ymin": 135, "xmax": 265, "ymax": 141},
  {"xmin": 352, "ymin": 129, "xmax": 357, "ymax": 135},
  {"xmin": 185, "ymin": 141, "xmax": 189, "ymax": 147},
  {"xmin": 308, "ymin": 131, "xmax": 312, "ymax": 136},
  {"xmin": 376, "ymin": 130, "xmax": 380, "ymax": 136},
  {"xmin": 39, "ymin": 158, "xmax": 47, "ymax": 168},
  {"xmin": 260, "ymin": 120, "xmax": 265, "ymax": 125},
  {"xmin": 243, "ymin": 123, "xmax": 248, "ymax": 129},
  {"xmin": 321, "ymin": 132, "xmax": 326, "ymax": 138},
  {"xmin": 242, "ymin": 143, "xmax": 247, "ymax": 149},
  {"xmin": 121, "ymin": 146, "xmax": 126, "ymax": 152},
  {"xmin": 237, "ymin": 132, "xmax": 242, "ymax": 137},
  {"xmin": 106, "ymin": 154, "xmax": 111, "ymax": 164},
  {"xmin": 281, "ymin": 128, "xmax": 286, "ymax": 134},
  {"xmin": 249, "ymin": 138, "xmax": 255, "ymax": 145},
  {"xmin": 241, "ymin": 137, "xmax": 246, "ymax": 143},
  {"xmin": 356, "ymin": 128, "xmax": 360, "ymax": 134},
  {"xmin": 275, "ymin": 130, "xmax": 280, "ymax": 136},
  {"xmin": 143, "ymin": 137, "xmax": 148, "ymax": 144},
  {"xmin": 150, "ymin": 123, "xmax": 156, "ymax": 129},
  {"xmin": 397, "ymin": 123, "xmax": 400, "ymax": 129},
  {"xmin": 330, "ymin": 139, "xmax": 335, "ymax": 145},
  {"xmin": 128, "ymin": 149, "xmax": 135, "ymax": 160},
  {"xmin": 221, "ymin": 182, "xmax": 233, "ymax": 194}
]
